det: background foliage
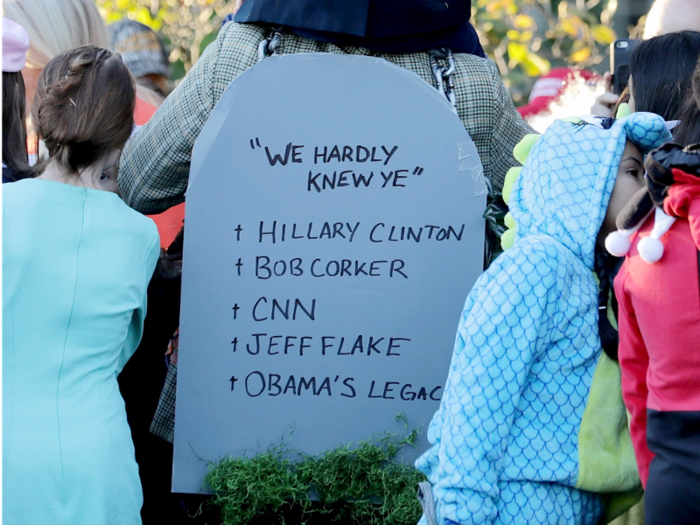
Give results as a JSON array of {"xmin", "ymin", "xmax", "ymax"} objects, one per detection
[
  {"xmin": 97, "ymin": 0, "xmax": 618, "ymax": 101},
  {"xmin": 474, "ymin": 0, "xmax": 616, "ymax": 102},
  {"xmin": 98, "ymin": 0, "xmax": 230, "ymax": 79}
]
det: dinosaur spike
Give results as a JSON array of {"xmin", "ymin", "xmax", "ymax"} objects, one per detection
[
  {"xmin": 513, "ymin": 134, "xmax": 540, "ymax": 164},
  {"xmin": 502, "ymin": 167, "xmax": 522, "ymax": 205},
  {"xmin": 500, "ymin": 228, "xmax": 516, "ymax": 251},
  {"xmin": 615, "ymin": 103, "xmax": 631, "ymax": 119}
]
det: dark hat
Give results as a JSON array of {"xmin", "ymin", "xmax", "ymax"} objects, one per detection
[
  {"xmin": 233, "ymin": 0, "xmax": 484, "ymax": 55},
  {"xmin": 109, "ymin": 19, "xmax": 169, "ymax": 79}
]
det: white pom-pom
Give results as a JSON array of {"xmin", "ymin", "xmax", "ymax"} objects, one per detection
[
  {"xmin": 638, "ymin": 236, "xmax": 665, "ymax": 263},
  {"xmin": 605, "ymin": 231, "xmax": 632, "ymax": 257}
]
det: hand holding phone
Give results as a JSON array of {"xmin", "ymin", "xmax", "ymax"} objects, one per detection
[{"xmin": 610, "ymin": 39, "xmax": 639, "ymax": 95}]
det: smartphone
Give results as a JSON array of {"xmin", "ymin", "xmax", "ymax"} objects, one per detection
[{"xmin": 610, "ymin": 39, "xmax": 639, "ymax": 95}]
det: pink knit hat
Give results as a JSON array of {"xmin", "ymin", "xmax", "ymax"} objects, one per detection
[{"xmin": 3, "ymin": 18, "xmax": 30, "ymax": 72}]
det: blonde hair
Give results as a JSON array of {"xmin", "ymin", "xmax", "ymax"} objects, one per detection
[{"xmin": 2, "ymin": 0, "xmax": 110, "ymax": 69}]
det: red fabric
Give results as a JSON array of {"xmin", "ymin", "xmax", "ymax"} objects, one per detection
[
  {"xmin": 134, "ymin": 97, "xmax": 157, "ymax": 126},
  {"xmin": 666, "ymin": 168, "xmax": 700, "ymax": 218},
  {"xmin": 615, "ymin": 215, "xmax": 700, "ymax": 488},
  {"xmin": 517, "ymin": 97, "xmax": 551, "ymax": 118},
  {"xmin": 148, "ymin": 202, "xmax": 185, "ymax": 249},
  {"xmin": 665, "ymin": 169, "xmax": 700, "ymax": 251}
]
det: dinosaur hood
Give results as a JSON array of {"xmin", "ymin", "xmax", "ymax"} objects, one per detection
[{"xmin": 509, "ymin": 113, "xmax": 672, "ymax": 269}]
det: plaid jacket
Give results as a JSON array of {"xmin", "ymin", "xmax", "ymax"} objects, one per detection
[{"xmin": 119, "ymin": 22, "xmax": 534, "ymax": 214}]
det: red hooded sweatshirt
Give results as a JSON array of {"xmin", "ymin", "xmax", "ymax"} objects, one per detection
[{"xmin": 615, "ymin": 168, "xmax": 700, "ymax": 487}]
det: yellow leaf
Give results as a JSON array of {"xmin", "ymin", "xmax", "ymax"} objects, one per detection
[
  {"xmin": 105, "ymin": 12, "xmax": 123, "ymax": 23},
  {"xmin": 507, "ymin": 42, "xmax": 527, "ymax": 63},
  {"xmin": 522, "ymin": 61, "xmax": 541, "ymax": 77},
  {"xmin": 519, "ymin": 30, "xmax": 533, "ymax": 42},
  {"xmin": 560, "ymin": 18, "xmax": 575, "ymax": 36},
  {"xmin": 523, "ymin": 52, "xmax": 551, "ymax": 76},
  {"xmin": 570, "ymin": 47, "xmax": 591, "ymax": 63},
  {"xmin": 514, "ymin": 14, "xmax": 535, "ymax": 29},
  {"xmin": 592, "ymin": 25, "xmax": 616, "ymax": 45},
  {"xmin": 485, "ymin": 1, "xmax": 500, "ymax": 14},
  {"xmin": 134, "ymin": 7, "xmax": 161, "ymax": 30},
  {"xmin": 507, "ymin": 30, "xmax": 521, "ymax": 41},
  {"xmin": 560, "ymin": 15, "xmax": 583, "ymax": 38}
]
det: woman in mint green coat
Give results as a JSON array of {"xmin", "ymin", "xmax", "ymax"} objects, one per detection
[{"xmin": 3, "ymin": 46, "xmax": 159, "ymax": 525}]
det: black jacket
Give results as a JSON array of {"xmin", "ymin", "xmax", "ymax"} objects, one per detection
[{"xmin": 234, "ymin": 0, "xmax": 485, "ymax": 55}]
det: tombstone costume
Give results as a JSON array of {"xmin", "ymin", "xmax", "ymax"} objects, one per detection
[{"xmin": 118, "ymin": 0, "xmax": 534, "ymax": 213}]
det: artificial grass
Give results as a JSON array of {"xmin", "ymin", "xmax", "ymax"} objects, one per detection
[{"xmin": 206, "ymin": 423, "xmax": 426, "ymax": 525}]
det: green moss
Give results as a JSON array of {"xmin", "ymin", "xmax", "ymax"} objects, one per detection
[{"xmin": 206, "ymin": 423, "xmax": 426, "ymax": 525}]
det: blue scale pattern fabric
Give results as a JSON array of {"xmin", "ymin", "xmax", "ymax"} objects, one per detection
[
  {"xmin": 415, "ymin": 113, "xmax": 672, "ymax": 525},
  {"xmin": 440, "ymin": 481, "xmax": 603, "ymax": 525}
]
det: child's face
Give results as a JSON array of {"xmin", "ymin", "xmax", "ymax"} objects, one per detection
[
  {"xmin": 92, "ymin": 148, "xmax": 121, "ymax": 194},
  {"xmin": 598, "ymin": 141, "xmax": 645, "ymax": 244}
]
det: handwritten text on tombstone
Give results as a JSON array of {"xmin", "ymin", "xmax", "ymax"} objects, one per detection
[{"xmin": 173, "ymin": 54, "xmax": 486, "ymax": 493}]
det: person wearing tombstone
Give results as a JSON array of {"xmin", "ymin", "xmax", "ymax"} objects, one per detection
[
  {"xmin": 118, "ymin": 0, "xmax": 534, "ymax": 213},
  {"xmin": 415, "ymin": 112, "xmax": 673, "ymax": 525}
]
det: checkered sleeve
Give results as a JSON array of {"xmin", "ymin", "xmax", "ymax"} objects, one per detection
[
  {"xmin": 119, "ymin": 23, "xmax": 534, "ymax": 211},
  {"xmin": 118, "ymin": 42, "xmax": 217, "ymax": 213},
  {"xmin": 118, "ymin": 24, "xmax": 262, "ymax": 214},
  {"xmin": 453, "ymin": 57, "xmax": 534, "ymax": 193},
  {"xmin": 150, "ymin": 362, "xmax": 177, "ymax": 444},
  {"xmin": 484, "ymin": 60, "xmax": 535, "ymax": 191}
]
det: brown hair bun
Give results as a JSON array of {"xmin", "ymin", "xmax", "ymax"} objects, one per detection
[{"xmin": 32, "ymin": 45, "xmax": 135, "ymax": 173}]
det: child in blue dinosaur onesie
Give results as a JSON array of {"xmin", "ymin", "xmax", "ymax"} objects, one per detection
[{"xmin": 415, "ymin": 112, "xmax": 672, "ymax": 525}]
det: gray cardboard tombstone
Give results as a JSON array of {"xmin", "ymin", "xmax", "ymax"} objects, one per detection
[{"xmin": 173, "ymin": 53, "xmax": 486, "ymax": 493}]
